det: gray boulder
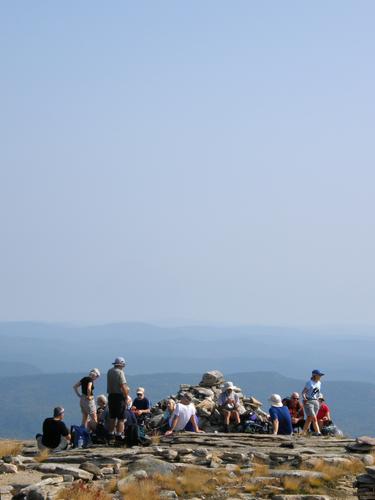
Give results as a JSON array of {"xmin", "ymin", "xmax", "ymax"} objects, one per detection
[{"xmin": 128, "ymin": 457, "xmax": 176, "ymax": 476}]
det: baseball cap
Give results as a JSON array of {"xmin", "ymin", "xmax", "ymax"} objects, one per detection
[
  {"xmin": 112, "ymin": 357, "xmax": 126, "ymax": 366},
  {"xmin": 53, "ymin": 406, "xmax": 64, "ymax": 417},
  {"xmin": 312, "ymin": 369, "xmax": 325, "ymax": 376},
  {"xmin": 136, "ymin": 387, "xmax": 145, "ymax": 395},
  {"xmin": 89, "ymin": 368, "xmax": 101, "ymax": 378}
]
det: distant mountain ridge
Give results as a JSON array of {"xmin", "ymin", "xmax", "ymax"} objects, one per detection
[{"xmin": 1, "ymin": 321, "xmax": 375, "ymax": 381}]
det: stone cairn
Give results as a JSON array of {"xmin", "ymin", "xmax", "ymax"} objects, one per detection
[
  {"xmin": 351, "ymin": 436, "xmax": 375, "ymax": 499},
  {"xmin": 148, "ymin": 370, "xmax": 268, "ymax": 433}
]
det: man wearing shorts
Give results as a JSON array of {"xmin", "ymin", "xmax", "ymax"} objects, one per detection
[
  {"xmin": 107, "ymin": 357, "xmax": 129, "ymax": 441},
  {"xmin": 301, "ymin": 369, "xmax": 324, "ymax": 436}
]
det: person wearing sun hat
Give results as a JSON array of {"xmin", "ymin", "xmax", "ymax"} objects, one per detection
[
  {"xmin": 301, "ymin": 369, "xmax": 325, "ymax": 436},
  {"xmin": 73, "ymin": 368, "xmax": 101, "ymax": 430},
  {"xmin": 107, "ymin": 357, "xmax": 129, "ymax": 441},
  {"xmin": 268, "ymin": 394, "xmax": 293, "ymax": 435},
  {"xmin": 217, "ymin": 381, "xmax": 241, "ymax": 432}
]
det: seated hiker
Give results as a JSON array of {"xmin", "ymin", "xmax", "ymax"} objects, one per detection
[
  {"xmin": 285, "ymin": 392, "xmax": 305, "ymax": 431},
  {"xmin": 317, "ymin": 394, "xmax": 332, "ymax": 430},
  {"xmin": 92, "ymin": 394, "xmax": 110, "ymax": 441},
  {"xmin": 268, "ymin": 394, "xmax": 293, "ymax": 436},
  {"xmin": 36, "ymin": 407, "xmax": 71, "ymax": 451},
  {"xmin": 131, "ymin": 387, "xmax": 151, "ymax": 423},
  {"xmin": 165, "ymin": 392, "xmax": 203, "ymax": 435},
  {"xmin": 160, "ymin": 399, "xmax": 176, "ymax": 433},
  {"xmin": 73, "ymin": 368, "xmax": 101, "ymax": 430},
  {"xmin": 218, "ymin": 381, "xmax": 241, "ymax": 432}
]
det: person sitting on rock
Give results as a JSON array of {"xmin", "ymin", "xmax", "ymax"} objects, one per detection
[
  {"xmin": 284, "ymin": 392, "xmax": 305, "ymax": 432},
  {"xmin": 317, "ymin": 394, "xmax": 332, "ymax": 431},
  {"xmin": 217, "ymin": 381, "xmax": 241, "ymax": 432},
  {"xmin": 165, "ymin": 392, "xmax": 203, "ymax": 435},
  {"xmin": 36, "ymin": 406, "xmax": 71, "ymax": 451},
  {"xmin": 131, "ymin": 387, "xmax": 151, "ymax": 424},
  {"xmin": 160, "ymin": 399, "xmax": 176, "ymax": 433},
  {"xmin": 268, "ymin": 394, "xmax": 293, "ymax": 436}
]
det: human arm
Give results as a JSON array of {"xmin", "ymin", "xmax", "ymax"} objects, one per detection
[
  {"xmin": 190, "ymin": 414, "xmax": 203, "ymax": 433},
  {"xmin": 165, "ymin": 414, "xmax": 180, "ymax": 436},
  {"xmin": 86, "ymin": 381, "xmax": 93, "ymax": 399},
  {"xmin": 272, "ymin": 419, "xmax": 279, "ymax": 435},
  {"xmin": 120, "ymin": 383, "xmax": 129, "ymax": 399},
  {"xmin": 73, "ymin": 381, "xmax": 82, "ymax": 398}
]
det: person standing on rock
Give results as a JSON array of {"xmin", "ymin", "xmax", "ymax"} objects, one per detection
[
  {"xmin": 301, "ymin": 369, "xmax": 324, "ymax": 436},
  {"xmin": 218, "ymin": 381, "xmax": 241, "ymax": 432},
  {"xmin": 107, "ymin": 357, "xmax": 129, "ymax": 443},
  {"xmin": 73, "ymin": 368, "xmax": 101, "ymax": 430},
  {"xmin": 165, "ymin": 393, "xmax": 203, "ymax": 436},
  {"xmin": 36, "ymin": 406, "xmax": 71, "ymax": 451}
]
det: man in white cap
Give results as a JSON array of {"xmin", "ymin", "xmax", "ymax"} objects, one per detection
[
  {"xmin": 107, "ymin": 357, "xmax": 129, "ymax": 442},
  {"xmin": 217, "ymin": 381, "xmax": 241, "ymax": 432},
  {"xmin": 268, "ymin": 394, "xmax": 293, "ymax": 435}
]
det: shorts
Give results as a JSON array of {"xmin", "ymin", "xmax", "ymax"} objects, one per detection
[
  {"xmin": 80, "ymin": 395, "xmax": 97, "ymax": 416},
  {"xmin": 108, "ymin": 393, "xmax": 126, "ymax": 419},
  {"xmin": 304, "ymin": 399, "xmax": 319, "ymax": 417}
]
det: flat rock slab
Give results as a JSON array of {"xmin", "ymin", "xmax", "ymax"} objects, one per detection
[
  {"xmin": 128, "ymin": 457, "xmax": 176, "ymax": 476},
  {"xmin": 273, "ymin": 496, "xmax": 331, "ymax": 500},
  {"xmin": 270, "ymin": 470, "xmax": 326, "ymax": 480}
]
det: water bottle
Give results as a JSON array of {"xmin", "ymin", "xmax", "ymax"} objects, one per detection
[{"xmin": 77, "ymin": 436, "xmax": 84, "ymax": 448}]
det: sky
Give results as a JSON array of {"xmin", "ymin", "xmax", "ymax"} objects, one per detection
[{"xmin": 0, "ymin": 1, "xmax": 374, "ymax": 325}]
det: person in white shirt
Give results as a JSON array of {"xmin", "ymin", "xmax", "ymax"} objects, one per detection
[
  {"xmin": 301, "ymin": 369, "xmax": 324, "ymax": 436},
  {"xmin": 165, "ymin": 393, "xmax": 203, "ymax": 435}
]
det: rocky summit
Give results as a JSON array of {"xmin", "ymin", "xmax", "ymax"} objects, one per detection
[{"xmin": 1, "ymin": 371, "xmax": 374, "ymax": 499}]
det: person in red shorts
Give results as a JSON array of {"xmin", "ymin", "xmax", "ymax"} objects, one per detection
[{"xmin": 317, "ymin": 395, "xmax": 332, "ymax": 431}]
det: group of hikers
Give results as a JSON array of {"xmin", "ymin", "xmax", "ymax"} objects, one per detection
[{"xmin": 36, "ymin": 359, "xmax": 334, "ymax": 452}]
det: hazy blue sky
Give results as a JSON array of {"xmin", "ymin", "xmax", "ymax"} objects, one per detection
[{"xmin": 1, "ymin": 1, "xmax": 374, "ymax": 325}]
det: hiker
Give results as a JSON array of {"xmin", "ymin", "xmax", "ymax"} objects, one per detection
[
  {"xmin": 284, "ymin": 392, "xmax": 305, "ymax": 432},
  {"xmin": 73, "ymin": 368, "xmax": 101, "ymax": 430},
  {"xmin": 36, "ymin": 407, "xmax": 71, "ymax": 451},
  {"xmin": 317, "ymin": 394, "xmax": 332, "ymax": 430},
  {"xmin": 301, "ymin": 369, "xmax": 325, "ymax": 436},
  {"xmin": 107, "ymin": 357, "xmax": 129, "ymax": 442},
  {"xmin": 217, "ymin": 381, "xmax": 241, "ymax": 432},
  {"xmin": 96, "ymin": 394, "xmax": 110, "ymax": 432},
  {"xmin": 268, "ymin": 394, "xmax": 293, "ymax": 435},
  {"xmin": 160, "ymin": 399, "xmax": 176, "ymax": 433},
  {"xmin": 165, "ymin": 392, "xmax": 203, "ymax": 435},
  {"xmin": 131, "ymin": 387, "xmax": 151, "ymax": 424}
]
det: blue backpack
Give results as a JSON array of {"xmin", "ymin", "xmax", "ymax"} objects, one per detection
[{"xmin": 71, "ymin": 425, "xmax": 91, "ymax": 448}]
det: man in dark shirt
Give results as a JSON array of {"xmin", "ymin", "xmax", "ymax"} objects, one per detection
[
  {"xmin": 131, "ymin": 387, "xmax": 151, "ymax": 424},
  {"xmin": 36, "ymin": 407, "xmax": 71, "ymax": 451}
]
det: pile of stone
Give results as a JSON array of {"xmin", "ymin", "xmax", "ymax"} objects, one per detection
[
  {"xmin": 351, "ymin": 437, "xmax": 375, "ymax": 499},
  {"xmin": 356, "ymin": 466, "xmax": 375, "ymax": 499},
  {"xmin": 148, "ymin": 370, "xmax": 268, "ymax": 432}
]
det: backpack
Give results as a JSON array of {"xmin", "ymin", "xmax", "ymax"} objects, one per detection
[{"xmin": 70, "ymin": 425, "xmax": 91, "ymax": 448}]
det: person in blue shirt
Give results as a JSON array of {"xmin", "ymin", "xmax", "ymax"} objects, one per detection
[{"xmin": 268, "ymin": 394, "xmax": 293, "ymax": 435}]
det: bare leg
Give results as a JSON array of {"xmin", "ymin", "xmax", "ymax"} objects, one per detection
[
  {"xmin": 108, "ymin": 418, "xmax": 116, "ymax": 434},
  {"xmin": 81, "ymin": 411, "xmax": 89, "ymax": 428},
  {"xmin": 116, "ymin": 419, "xmax": 125, "ymax": 434}
]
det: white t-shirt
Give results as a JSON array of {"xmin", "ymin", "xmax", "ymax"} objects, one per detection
[
  {"xmin": 304, "ymin": 379, "xmax": 321, "ymax": 400},
  {"xmin": 169, "ymin": 403, "xmax": 196, "ymax": 431}
]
